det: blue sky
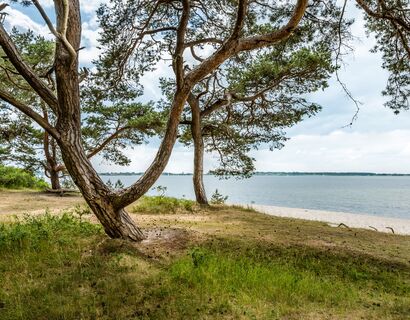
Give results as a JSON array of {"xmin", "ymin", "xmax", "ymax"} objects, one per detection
[{"xmin": 3, "ymin": 1, "xmax": 410, "ymax": 173}]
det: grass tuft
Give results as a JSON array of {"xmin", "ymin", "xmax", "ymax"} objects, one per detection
[{"xmin": 131, "ymin": 195, "xmax": 198, "ymax": 214}]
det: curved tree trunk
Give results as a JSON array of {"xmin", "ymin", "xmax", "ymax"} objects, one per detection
[
  {"xmin": 189, "ymin": 95, "xmax": 208, "ymax": 205},
  {"xmin": 58, "ymin": 134, "xmax": 146, "ymax": 241},
  {"xmin": 51, "ymin": 0, "xmax": 145, "ymax": 241}
]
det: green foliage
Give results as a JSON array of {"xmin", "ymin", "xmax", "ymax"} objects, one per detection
[
  {"xmin": 0, "ymin": 165, "xmax": 48, "ymax": 189},
  {"xmin": 210, "ymin": 189, "xmax": 228, "ymax": 205},
  {"xmin": 0, "ymin": 29, "xmax": 54, "ymax": 173},
  {"xmin": 114, "ymin": 179, "xmax": 125, "ymax": 189},
  {"xmin": 360, "ymin": 0, "xmax": 409, "ymax": 112},
  {"xmin": 0, "ymin": 211, "xmax": 101, "ymax": 252},
  {"xmin": 131, "ymin": 196, "xmax": 197, "ymax": 214}
]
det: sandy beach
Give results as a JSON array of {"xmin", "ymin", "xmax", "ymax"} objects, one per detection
[{"xmin": 248, "ymin": 204, "xmax": 410, "ymax": 235}]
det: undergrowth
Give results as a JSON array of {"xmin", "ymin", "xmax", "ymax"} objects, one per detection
[
  {"xmin": 0, "ymin": 165, "xmax": 49, "ymax": 190},
  {"xmin": 131, "ymin": 195, "xmax": 197, "ymax": 214}
]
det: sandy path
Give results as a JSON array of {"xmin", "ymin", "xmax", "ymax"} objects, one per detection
[{"xmin": 248, "ymin": 204, "xmax": 410, "ymax": 235}]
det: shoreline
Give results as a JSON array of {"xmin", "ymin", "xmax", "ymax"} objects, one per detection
[{"xmin": 247, "ymin": 204, "xmax": 410, "ymax": 235}]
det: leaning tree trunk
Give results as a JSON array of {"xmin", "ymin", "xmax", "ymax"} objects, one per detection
[
  {"xmin": 58, "ymin": 134, "xmax": 146, "ymax": 241},
  {"xmin": 51, "ymin": 0, "xmax": 145, "ymax": 241},
  {"xmin": 190, "ymin": 98, "xmax": 208, "ymax": 205}
]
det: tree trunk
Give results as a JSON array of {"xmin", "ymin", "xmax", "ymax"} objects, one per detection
[
  {"xmin": 58, "ymin": 134, "xmax": 146, "ymax": 241},
  {"xmin": 49, "ymin": 167, "xmax": 61, "ymax": 190},
  {"xmin": 189, "ymin": 95, "xmax": 208, "ymax": 205},
  {"xmin": 51, "ymin": 0, "xmax": 145, "ymax": 241}
]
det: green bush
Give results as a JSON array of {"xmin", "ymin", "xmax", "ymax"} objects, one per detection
[
  {"xmin": 0, "ymin": 165, "xmax": 49, "ymax": 189},
  {"xmin": 131, "ymin": 196, "xmax": 197, "ymax": 214}
]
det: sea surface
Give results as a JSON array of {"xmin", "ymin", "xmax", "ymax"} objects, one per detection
[{"xmin": 100, "ymin": 175, "xmax": 410, "ymax": 219}]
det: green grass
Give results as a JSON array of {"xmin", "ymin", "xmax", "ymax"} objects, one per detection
[
  {"xmin": 136, "ymin": 238, "xmax": 410, "ymax": 319},
  {"xmin": 131, "ymin": 195, "xmax": 198, "ymax": 214},
  {"xmin": 0, "ymin": 209, "xmax": 409, "ymax": 319},
  {"xmin": 0, "ymin": 165, "xmax": 49, "ymax": 190}
]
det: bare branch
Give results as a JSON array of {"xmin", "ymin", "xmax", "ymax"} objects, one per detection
[
  {"xmin": 31, "ymin": 0, "xmax": 77, "ymax": 61},
  {"xmin": 229, "ymin": 0, "xmax": 248, "ymax": 40},
  {"xmin": 86, "ymin": 126, "xmax": 130, "ymax": 159}
]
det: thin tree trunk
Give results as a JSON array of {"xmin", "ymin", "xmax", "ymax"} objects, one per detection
[
  {"xmin": 189, "ymin": 95, "xmax": 208, "ymax": 205},
  {"xmin": 49, "ymin": 167, "xmax": 61, "ymax": 190}
]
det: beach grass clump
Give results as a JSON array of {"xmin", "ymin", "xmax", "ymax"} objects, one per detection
[
  {"xmin": 131, "ymin": 195, "xmax": 197, "ymax": 214},
  {"xmin": 0, "ymin": 210, "xmax": 100, "ymax": 252},
  {"xmin": 0, "ymin": 165, "xmax": 49, "ymax": 190}
]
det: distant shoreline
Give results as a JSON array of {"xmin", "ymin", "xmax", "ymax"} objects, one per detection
[{"xmin": 99, "ymin": 171, "xmax": 410, "ymax": 177}]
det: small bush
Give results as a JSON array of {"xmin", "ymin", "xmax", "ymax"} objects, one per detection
[
  {"xmin": 210, "ymin": 189, "xmax": 228, "ymax": 205},
  {"xmin": 131, "ymin": 196, "xmax": 197, "ymax": 214},
  {"xmin": 0, "ymin": 165, "xmax": 49, "ymax": 189}
]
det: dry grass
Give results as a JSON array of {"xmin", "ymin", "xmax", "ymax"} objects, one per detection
[{"xmin": 0, "ymin": 190, "xmax": 84, "ymax": 220}]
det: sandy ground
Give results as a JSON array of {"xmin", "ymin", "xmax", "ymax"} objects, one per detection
[{"xmin": 248, "ymin": 204, "xmax": 410, "ymax": 235}]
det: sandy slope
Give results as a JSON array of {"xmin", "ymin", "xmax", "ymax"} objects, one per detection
[{"xmin": 248, "ymin": 204, "xmax": 410, "ymax": 235}]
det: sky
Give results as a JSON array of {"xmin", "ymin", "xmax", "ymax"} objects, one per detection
[{"xmin": 2, "ymin": 1, "xmax": 410, "ymax": 174}]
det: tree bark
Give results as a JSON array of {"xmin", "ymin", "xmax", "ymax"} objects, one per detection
[
  {"xmin": 51, "ymin": 0, "xmax": 145, "ymax": 241},
  {"xmin": 189, "ymin": 95, "xmax": 208, "ymax": 205},
  {"xmin": 58, "ymin": 135, "xmax": 146, "ymax": 241},
  {"xmin": 49, "ymin": 167, "xmax": 61, "ymax": 190}
]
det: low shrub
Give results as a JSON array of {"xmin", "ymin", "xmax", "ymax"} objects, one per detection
[
  {"xmin": 131, "ymin": 196, "xmax": 197, "ymax": 214},
  {"xmin": 0, "ymin": 165, "xmax": 49, "ymax": 189}
]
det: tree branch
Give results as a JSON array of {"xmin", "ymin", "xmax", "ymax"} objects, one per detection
[
  {"xmin": 237, "ymin": 0, "xmax": 308, "ymax": 51},
  {"xmin": 86, "ymin": 126, "xmax": 130, "ymax": 159},
  {"xmin": 174, "ymin": 0, "xmax": 190, "ymax": 87},
  {"xmin": 32, "ymin": 0, "xmax": 77, "ymax": 62},
  {"xmin": 0, "ymin": 89, "xmax": 60, "ymax": 139},
  {"xmin": 186, "ymin": 0, "xmax": 308, "ymax": 85},
  {"xmin": 0, "ymin": 24, "xmax": 59, "ymax": 112},
  {"xmin": 356, "ymin": 0, "xmax": 410, "ymax": 32},
  {"xmin": 184, "ymin": 38, "xmax": 224, "ymax": 48}
]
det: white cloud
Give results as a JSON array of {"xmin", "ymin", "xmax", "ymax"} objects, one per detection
[
  {"xmin": 3, "ymin": 7, "xmax": 51, "ymax": 37},
  {"xmin": 254, "ymin": 130, "xmax": 410, "ymax": 174}
]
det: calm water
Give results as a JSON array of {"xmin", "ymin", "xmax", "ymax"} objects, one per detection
[{"xmin": 101, "ymin": 175, "xmax": 410, "ymax": 219}]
